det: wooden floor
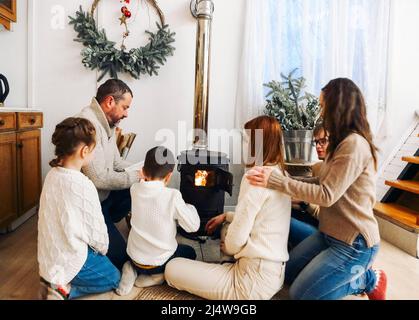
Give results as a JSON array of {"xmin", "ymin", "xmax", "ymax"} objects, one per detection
[
  {"xmin": 0, "ymin": 215, "xmax": 40, "ymax": 300},
  {"xmin": 1, "ymin": 215, "xmax": 418, "ymax": 300}
]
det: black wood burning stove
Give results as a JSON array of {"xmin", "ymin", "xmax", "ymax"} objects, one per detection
[
  {"xmin": 178, "ymin": 150, "xmax": 233, "ymax": 237},
  {"xmin": 178, "ymin": 1, "xmax": 234, "ymax": 240}
]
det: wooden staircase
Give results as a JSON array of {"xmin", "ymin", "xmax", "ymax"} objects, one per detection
[
  {"xmin": 402, "ymin": 156, "xmax": 419, "ymax": 165},
  {"xmin": 374, "ymin": 134, "xmax": 419, "ymax": 258}
]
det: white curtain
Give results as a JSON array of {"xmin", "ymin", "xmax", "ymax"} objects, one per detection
[
  {"xmin": 234, "ymin": 0, "xmax": 271, "ymax": 129},
  {"xmin": 235, "ymin": 0, "xmax": 392, "ymax": 136}
]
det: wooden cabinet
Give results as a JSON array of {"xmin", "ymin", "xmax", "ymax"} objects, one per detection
[
  {"xmin": 17, "ymin": 112, "xmax": 43, "ymax": 130},
  {"xmin": 0, "ymin": 111, "xmax": 43, "ymax": 231},
  {"xmin": 0, "ymin": 132, "xmax": 18, "ymax": 227},
  {"xmin": 0, "ymin": 112, "xmax": 17, "ymax": 132},
  {"xmin": 17, "ymin": 130, "xmax": 42, "ymax": 215}
]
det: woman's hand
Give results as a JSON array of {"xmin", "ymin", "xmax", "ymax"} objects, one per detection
[
  {"xmin": 245, "ymin": 166, "xmax": 273, "ymax": 188},
  {"xmin": 220, "ymin": 240, "xmax": 227, "ymax": 254},
  {"xmin": 205, "ymin": 213, "xmax": 226, "ymax": 235}
]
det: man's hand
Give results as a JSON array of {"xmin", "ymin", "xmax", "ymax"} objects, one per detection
[
  {"xmin": 245, "ymin": 166, "xmax": 273, "ymax": 188},
  {"xmin": 205, "ymin": 213, "xmax": 226, "ymax": 235}
]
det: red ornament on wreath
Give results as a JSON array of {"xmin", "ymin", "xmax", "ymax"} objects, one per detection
[{"xmin": 69, "ymin": 0, "xmax": 175, "ymax": 80}]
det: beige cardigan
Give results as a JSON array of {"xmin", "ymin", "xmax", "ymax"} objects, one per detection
[{"xmin": 268, "ymin": 133, "xmax": 380, "ymax": 248}]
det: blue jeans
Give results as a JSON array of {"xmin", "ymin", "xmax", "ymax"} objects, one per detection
[
  {"xmin": 286, "ymin": 232, "xmax": 379, "ymax": 300},
  {"xmin": 68, "ymin": 247, "xmax": 121, "ymax": 299},
  {"xmin": 101, "ymin": 189, "xmax": 131, "ymax": 271},
  {"xmin": 135, "ymin": 244, "xmax": 197, "ymax": 275},
  {"xmin": 291, "ymin": 208, "xmax": 319, "ymax": 228},
  {"xmin": 289, "ymin": 217, "xmax": 318, "ymax": 249}
]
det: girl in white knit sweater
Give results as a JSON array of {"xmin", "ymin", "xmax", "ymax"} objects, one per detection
[
  {"xmin": 38, "ymin": 117, "xmax": 120, "ymax": 300},
  {"xmin": 164, "ymin": 116, "xmax": 291, "ymax": 300}
]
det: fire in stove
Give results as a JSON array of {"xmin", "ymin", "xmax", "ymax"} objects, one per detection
[
  {"xmin": 195, "ymin": 170, "xmax": 216, "ymax": 187},
  {"xmin": 195, "ymin": 170, "xmax": 209, "ymax": 187}
]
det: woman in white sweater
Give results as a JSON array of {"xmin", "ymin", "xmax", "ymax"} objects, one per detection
[
  {"xmin": 164, "ymin": 116, "xmax": 291, "ymax": 300},
  {"xmin": 38, "ymin": 117, "xmax": 120, "ymax": 300}
]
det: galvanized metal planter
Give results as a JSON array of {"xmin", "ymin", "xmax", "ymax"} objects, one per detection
[{"xmin": 283, "ymin": 130, "xmax": 314, "ymax": 163}]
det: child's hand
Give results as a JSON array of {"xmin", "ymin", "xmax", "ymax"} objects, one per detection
[
  {"xmin": 205, "ymin": 213, "xmax": 226, "ymax": 235},
  {"xmin": 137, "ymin": 170, "xmax": 145, "ymax": 181}
]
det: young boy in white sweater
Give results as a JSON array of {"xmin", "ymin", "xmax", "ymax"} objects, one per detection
[{"xmin": 116, "ymin": 147, "xmax": 200, "ymax": 295}]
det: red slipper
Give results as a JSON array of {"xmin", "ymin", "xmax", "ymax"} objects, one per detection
[{"xmin": 367, "ymin": 269, "xmax": 387, "ymax": 300}]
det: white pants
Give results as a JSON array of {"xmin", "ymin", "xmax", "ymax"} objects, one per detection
[{"xmin": 165, "ymin": 257, "xmax": 285, "ymax": 300}]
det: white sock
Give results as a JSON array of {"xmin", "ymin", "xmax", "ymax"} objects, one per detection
[
  {"xmin": 373, "ymin": 270, "xmax": 381, "ymax": 289},
  {"xmin": 116, "ymin": 261, "xmax": 137, "ymax": 296},
  {"xmin": 135, "ymin": 273, "xmax": 165, "ymax": 288}
]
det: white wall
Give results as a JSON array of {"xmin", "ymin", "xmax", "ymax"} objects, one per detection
[
  {"xmin": 0, "ymin": 0, "xmax": 244, "ymax": 205},
  {"xmin": 378, "ymin": 0, "xmax": 419, "ymax": 165},
  {"xmin": 2, "ymin": 0, "xmax": 419, "ymax": 206},
  {"xmin": 16, "ymin": 0, "xmax": 243, "ymax": 175},
  {"xmin": 0, "ymin": 0, "xmax": 28, "ymax": 108}
]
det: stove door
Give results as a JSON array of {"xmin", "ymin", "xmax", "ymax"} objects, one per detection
[{"xmin": 215, "ymin": 168, "xmax": 233, "ymax": 196}]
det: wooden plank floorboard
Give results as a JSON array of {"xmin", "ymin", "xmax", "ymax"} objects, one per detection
[
  {"xmin": 0, "ymin": 215, "xmax": 40, "ymax": 300},
  {"xmin": 1, "ymin": 214, "xmax": 419, "ymax": 300}
]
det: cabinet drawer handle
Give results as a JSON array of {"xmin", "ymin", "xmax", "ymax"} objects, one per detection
[
  {"xmin": 29, "ymin": 117, "xmax": 36, "ymax": 125},
  {"xmin": 17, "ymin": 142, "xmax": 23, "ymax": 148},
  {"xmin": 0, "ymin": 119, "xmax": 4, "ymax": 126}
]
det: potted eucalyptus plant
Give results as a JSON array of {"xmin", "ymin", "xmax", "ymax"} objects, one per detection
[{"xmin": 264, "ymin": 69, "xmax": 321, "ymax": 163}]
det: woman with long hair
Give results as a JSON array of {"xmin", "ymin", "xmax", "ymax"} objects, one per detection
[
  {"xmin": 247, "ymin": 78, "xmax": 387, "ymax": 300},
  {"xmin": 164, "ymin": 116, "xmax": 291, "ymax": 300}
]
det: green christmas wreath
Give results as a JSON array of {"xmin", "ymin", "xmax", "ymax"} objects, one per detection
[{"xmin": 69, "ymin": 0, "xmax": 176, "ymax": 81}]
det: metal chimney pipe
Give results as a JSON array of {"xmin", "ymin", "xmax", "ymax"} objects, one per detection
[{"xmin": 190, "ymin": 0, "xmax": 214, "ymax": 150}]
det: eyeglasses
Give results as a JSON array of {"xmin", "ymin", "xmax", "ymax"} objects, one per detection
[{"xmin": 312, "ymin": 137, "xmax": 329, "ymax": 147}]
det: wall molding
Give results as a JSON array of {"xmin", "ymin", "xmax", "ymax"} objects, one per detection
[{"xmin": 27, "ymin": 0, "xmax": 35, "ymax": 108}]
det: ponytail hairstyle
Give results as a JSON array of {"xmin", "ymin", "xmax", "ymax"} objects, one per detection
[{"xmin": 49, "ymin": 117, "xmax": 96, "ymax": 167}]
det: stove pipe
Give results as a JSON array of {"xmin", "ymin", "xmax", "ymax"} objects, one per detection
[{"xmin": 191, "ymin": 0, "xmax": 214, "ymax": 150}]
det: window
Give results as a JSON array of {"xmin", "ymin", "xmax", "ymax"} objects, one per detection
[{"xmin": 236, "ymin": 0, "xmax": 392, "ymax": 133}]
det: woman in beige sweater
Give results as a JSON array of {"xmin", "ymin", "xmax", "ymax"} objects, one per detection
[
  {"xmin": 164, "ymin": 116, "xmax": 291, "ymax": 300},
  {"xmin": 247, "ymin": 78, "xmax": 387, "ymax": 300}
]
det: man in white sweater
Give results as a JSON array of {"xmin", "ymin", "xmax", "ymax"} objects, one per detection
[
  {"xmin": 116, "ymin": 147, "xmax": 200, "ymax": 295},
  {"xmin": 77, "ymin": 79, "xmax": 141, "ymax": 270}
]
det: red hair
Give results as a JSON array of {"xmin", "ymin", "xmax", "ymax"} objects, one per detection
[{"xmin": 244, "ymin": 116, "xmax": 285, "ymax": 173}]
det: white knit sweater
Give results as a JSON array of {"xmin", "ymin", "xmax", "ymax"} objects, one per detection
[
  {"xmin": 224, "ymin": 166, "xmax": 291, "ymax": 263},
  {"xmin": 127, "ymin": 180, "xmax": 200, "ymax": 266},
  {"xmin": 78, "ymin": 98, "xmax": 138, "ymax": 202},
  {"xmin": 37, "ymin": 167, "xmax": 109, "ymax": 286}
]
